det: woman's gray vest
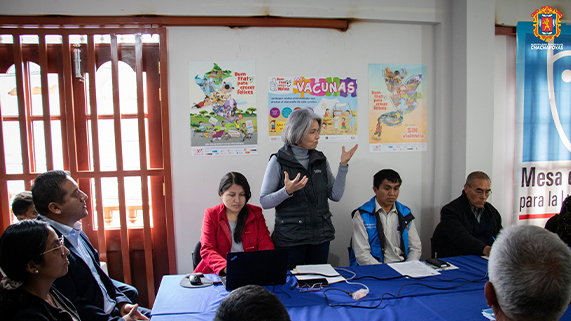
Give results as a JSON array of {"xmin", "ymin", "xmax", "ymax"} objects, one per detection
[{"xmin": 272, "ymin": 145, "xmax": 335, "ymax": 247}]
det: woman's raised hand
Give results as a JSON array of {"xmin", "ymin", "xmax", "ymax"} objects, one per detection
[
  {"xmin": 284, "ymin": 172, "xmax": 308, "ymax": 195},
  {"xmin": 340, "ymin": 144, "xmax": 358, "ymax": 166}
]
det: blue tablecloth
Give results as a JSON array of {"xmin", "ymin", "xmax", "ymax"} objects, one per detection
[{"xmin": 151, "ymin": 255, "xmax": 571, "ymax": 320}]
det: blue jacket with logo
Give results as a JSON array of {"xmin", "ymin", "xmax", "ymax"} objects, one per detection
[{"xmin": 350, "ymin": 196, "xmax": 414, "ymax": 265}]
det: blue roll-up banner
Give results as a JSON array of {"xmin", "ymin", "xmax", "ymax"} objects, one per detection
[{"xmin": 514, "ymin": 10, "xmax": 571, "ymax": 224}]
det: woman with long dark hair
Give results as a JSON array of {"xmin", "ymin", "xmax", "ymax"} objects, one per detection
[
  {"xmin": 194, "ymin": 172, "xmax": 274, "ymax": 275},
  {"xmin": 0, "ymin": 220, "xmax": 79, "ymax": 321}
]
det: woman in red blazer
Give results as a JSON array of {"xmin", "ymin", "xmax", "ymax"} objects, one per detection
[{"xmin": 195, "ymin": 172, "xmax": 274, "ymax": 275}]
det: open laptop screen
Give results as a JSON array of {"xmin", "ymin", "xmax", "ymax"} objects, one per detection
[{"xmin": 222, "ymin": 248, "xmax": 289, "ymax": 290}]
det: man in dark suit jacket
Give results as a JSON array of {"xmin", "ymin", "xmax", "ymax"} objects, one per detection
[
  {"xmin": 433, "ymin": 171, "xmax": 502, "ymax": 258},
  {"xmin": 32, "ymin": 170, "xmax": 150, "ymax": 321}
]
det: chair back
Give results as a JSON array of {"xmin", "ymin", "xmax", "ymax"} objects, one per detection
[
  {"xmin": 431, "ymin": 223, "xmax": 442, "ymax": 258},
  {"xmin": 192, "ymin": 241, "xmax": 202, "ymax": 270}
]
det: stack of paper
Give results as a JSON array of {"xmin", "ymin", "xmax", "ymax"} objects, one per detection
[
  {"xmin": 293, "ymin": 264, "xmax": 345, "ymax": 284},
  {"xmin": 387, "ymin": 260, "xmax": 441, "ymax": 277}
]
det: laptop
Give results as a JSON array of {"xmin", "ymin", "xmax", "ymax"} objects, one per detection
[{"xmin": 220, "ymin": 248, "xmax": 289, "ymax": 290}]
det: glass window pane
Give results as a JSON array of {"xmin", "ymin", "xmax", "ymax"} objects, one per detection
[
  {"xmin": 32, "ymin": 121, "xmax": 47, "ymax": 173},
  {"xmin": 69, "ymin": 34, "xmax": 87, "ymax": 44},
  {"xmin": 20, "ymin": 35, "xmax": 39, "ymax": 44},
  {"xmin": 122, "ymin": 119, "xmax": 140, "ymax": 171},
  {"xmin": 117, "ymin": 60, "xmax": 137, "ymax": 115},
  {"xmin": 118, "ymin": 34, "xmax": 136, "ymax": 44},
  {"xmin": 51, "ymin": 120, "xmax": 64, "ymax": 170},
  {"xmin": 85, "ymin": 74, "xmax": 91, "ymax": 115},
  {"xmin": 29, "ymin": 62, "xmax": 43, "ymax": 116},
  {"xmin": 48, "ymin": 72, "xmax": 60, "ymax": 116},
  {"xmin": 125, "ymin": 176, "xmax": 143, "ymax": 228},
  {"xmin": 0, "ymin": 34, "xmax": 14, "ymax": 44},
  {"xmin": 96, "ymin": 61, "xmax": 114, "ymax": 116},
  {"xmin": 45, "ymin": 35, "xmax": 62, "ymax": 45},
  {"xmin": 3, "ymin": 121, "xmax": 23, "ymax": 174},
  {"xmin": 141, "ymin": 34, "xmax": 159, "ymax": 43},
  {"xmin": 95, "ymin": 35, "xmax": 111, "ymax": 44},
  {"xmin": 143, "ymin": 71, "xmax": 148, "ymax": 114},
  {"xmin": 0, "ymin": 65, "xmax": 18, "ymax": 117},
  {"xmin": 145, "ymin": 119, "xmax": 151, "ymax": 170},
  {"xmin": 98, "ymin": 119, "xmax": 117, "ymax": 171},
  {"xmin": 99, "ymin": 177, "xmax": 119, "ymax": 229}
]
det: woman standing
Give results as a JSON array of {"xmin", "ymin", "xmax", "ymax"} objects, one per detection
[
  {"xmin": 195, "ymin": 172, "xmax": 274, "ymax": 275},
  {"xmin": 261, "ymin": 108, "xmax": 358, "ymax": 269}
]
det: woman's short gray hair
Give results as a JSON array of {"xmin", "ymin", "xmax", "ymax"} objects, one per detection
[{"xmin": 281, "ymin": 109, "xmax": 322, "ymax": 145}]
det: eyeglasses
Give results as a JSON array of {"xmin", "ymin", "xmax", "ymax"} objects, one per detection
[
  {"xmin": 299, "ymin": 283, "xmax": 323, "ymax": 293},
  {"xmin": 469, "ymin": 186, "xmax": 492, "ymax": 196},
  {"xmin": 41, "ymin": 236, "xmax": 65, "ymax": 256}
]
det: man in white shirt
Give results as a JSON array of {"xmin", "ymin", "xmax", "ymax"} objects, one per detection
[
  {"xmin": 32, "ymin": 170, "xmax": 149, "ymax": 321},
  {"xmin": 349, "ymin": 169, "xmax": 421, "ymax": 265}
]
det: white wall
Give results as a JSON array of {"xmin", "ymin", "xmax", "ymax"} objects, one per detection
[
  {"xmin": 492, "ymin": 35, "xmax": 516, "ymax": 227},
  {"xmin": 168, "ymin": 21, "xmax": 437, "ymax": 271},
  {"xmin": 2, "ymin": 0, "xmax": 517, "ymax": 273}
]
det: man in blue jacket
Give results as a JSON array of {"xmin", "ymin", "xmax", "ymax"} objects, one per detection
[{"xmin": 350, "ymin": 169, "xmax": 421, "ymax": 265}]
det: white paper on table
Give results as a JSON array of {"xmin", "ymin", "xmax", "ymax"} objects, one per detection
[
  {"xmin": 292, "ymin": 264, "xmax": 346, "ymax": 284},
  {"xmin": 387, "ymin": 260, "xmax": 441, "ymax": 277}
]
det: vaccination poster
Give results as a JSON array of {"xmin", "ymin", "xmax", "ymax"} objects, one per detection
[
  {"xmin": 514, "ymin": 17, "xmax": 571, "ymax": 224},
  {"xmin": 368, "ymin": 64, "xmax": 427, "ymax": 152},
  {"xmin": 189, "ymin": 62, "xmax": 257, "ymax": 157},
  {"xmin": 267, "ymin": 76, "xmax": 358, "ymax": 143}
]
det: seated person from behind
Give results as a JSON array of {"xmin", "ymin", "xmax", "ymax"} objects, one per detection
[
  {"xmin": 0, "ymin": 220, "xmax": 80, "ymax": 321},
  {"xmin": 350, "ymin": 169, "xmax": 421, "ymax": 265},
  {"xmin": 545, "ymin": 195, "xmax": 571, "ymax": 246},
  {"xmin": 485, "ymin": 225, "xmax": 571, "ymax": 321},
  {"xmin": 435, "ymin": 171, "xmax": 502, "ymax": 257},
  {"xmin": 11, "ymin": 191, "xmax": 38, "ymax": 221},
  {"xmin": 194, "ymin": 172, "xmax": 274, "ymax": 275},
  {"xmin": 213, "ymin": 284, "xmax": 291, "ymax": 321}
]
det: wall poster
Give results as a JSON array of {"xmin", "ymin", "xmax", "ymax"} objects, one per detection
[
  {"xmin": 189, "ymin": 62, "xmax": 257, "ymax": 156},
  {"xmin": 267, "ymin": 76, "xmax": 358, "ymax": 143},
  {"xmin": 368, "ymin": 63, "xmax": 427, "ymax": 152}
]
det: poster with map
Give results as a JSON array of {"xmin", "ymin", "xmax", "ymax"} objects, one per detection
[
  {"xmin": 189, "ymin": 62, "xmax": 257, "ymax": 156},
  {"xmin": 368, "ymin": 64, "xmax": 427, "ymax": 152}
]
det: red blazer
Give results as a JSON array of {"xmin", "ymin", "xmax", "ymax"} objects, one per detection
[{"xmin": 194, "ymin": 203, "xmax": 274, "ymax": 274}]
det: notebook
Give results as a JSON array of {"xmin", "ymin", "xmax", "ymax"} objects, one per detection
[{"xmin": 220, "ymin": 248, "xmax": 289, "ymax": 290}]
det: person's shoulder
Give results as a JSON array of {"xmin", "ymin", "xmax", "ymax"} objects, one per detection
[
  {"xmin": 6, "ymin": 309, "xmax": 50, "ymax": 321},
  {"xmin": 354, "ymin": 197, "xmax": 376, "ymax": 215},
  {"xmin": 545, "ymin": 215, "xmax": 558, "ymax": 232},
  {"xmin": 442, "ymin": 193, "xmax": 466, "ymax": 209},
  {"xmin": 246, "ymin": 204, "xmax": 266, "ymax": 222},
  {"xmin": 204, "ymin": 204, "xmax": 225, "ymax": 217},
  {"xmin": 0, "ymin": 291, "xmax": 48, "ymax": 321},
  {"xmin": 246, "ymin": 204, "xmax": 263, "ymax": 213},
  {"xmin": 395, "ymin": 201, "xmax": 412, "ymax": 216},
  {"xmin": 484, "ymin": 201, "xmax": 500, "ymax": 215}
]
